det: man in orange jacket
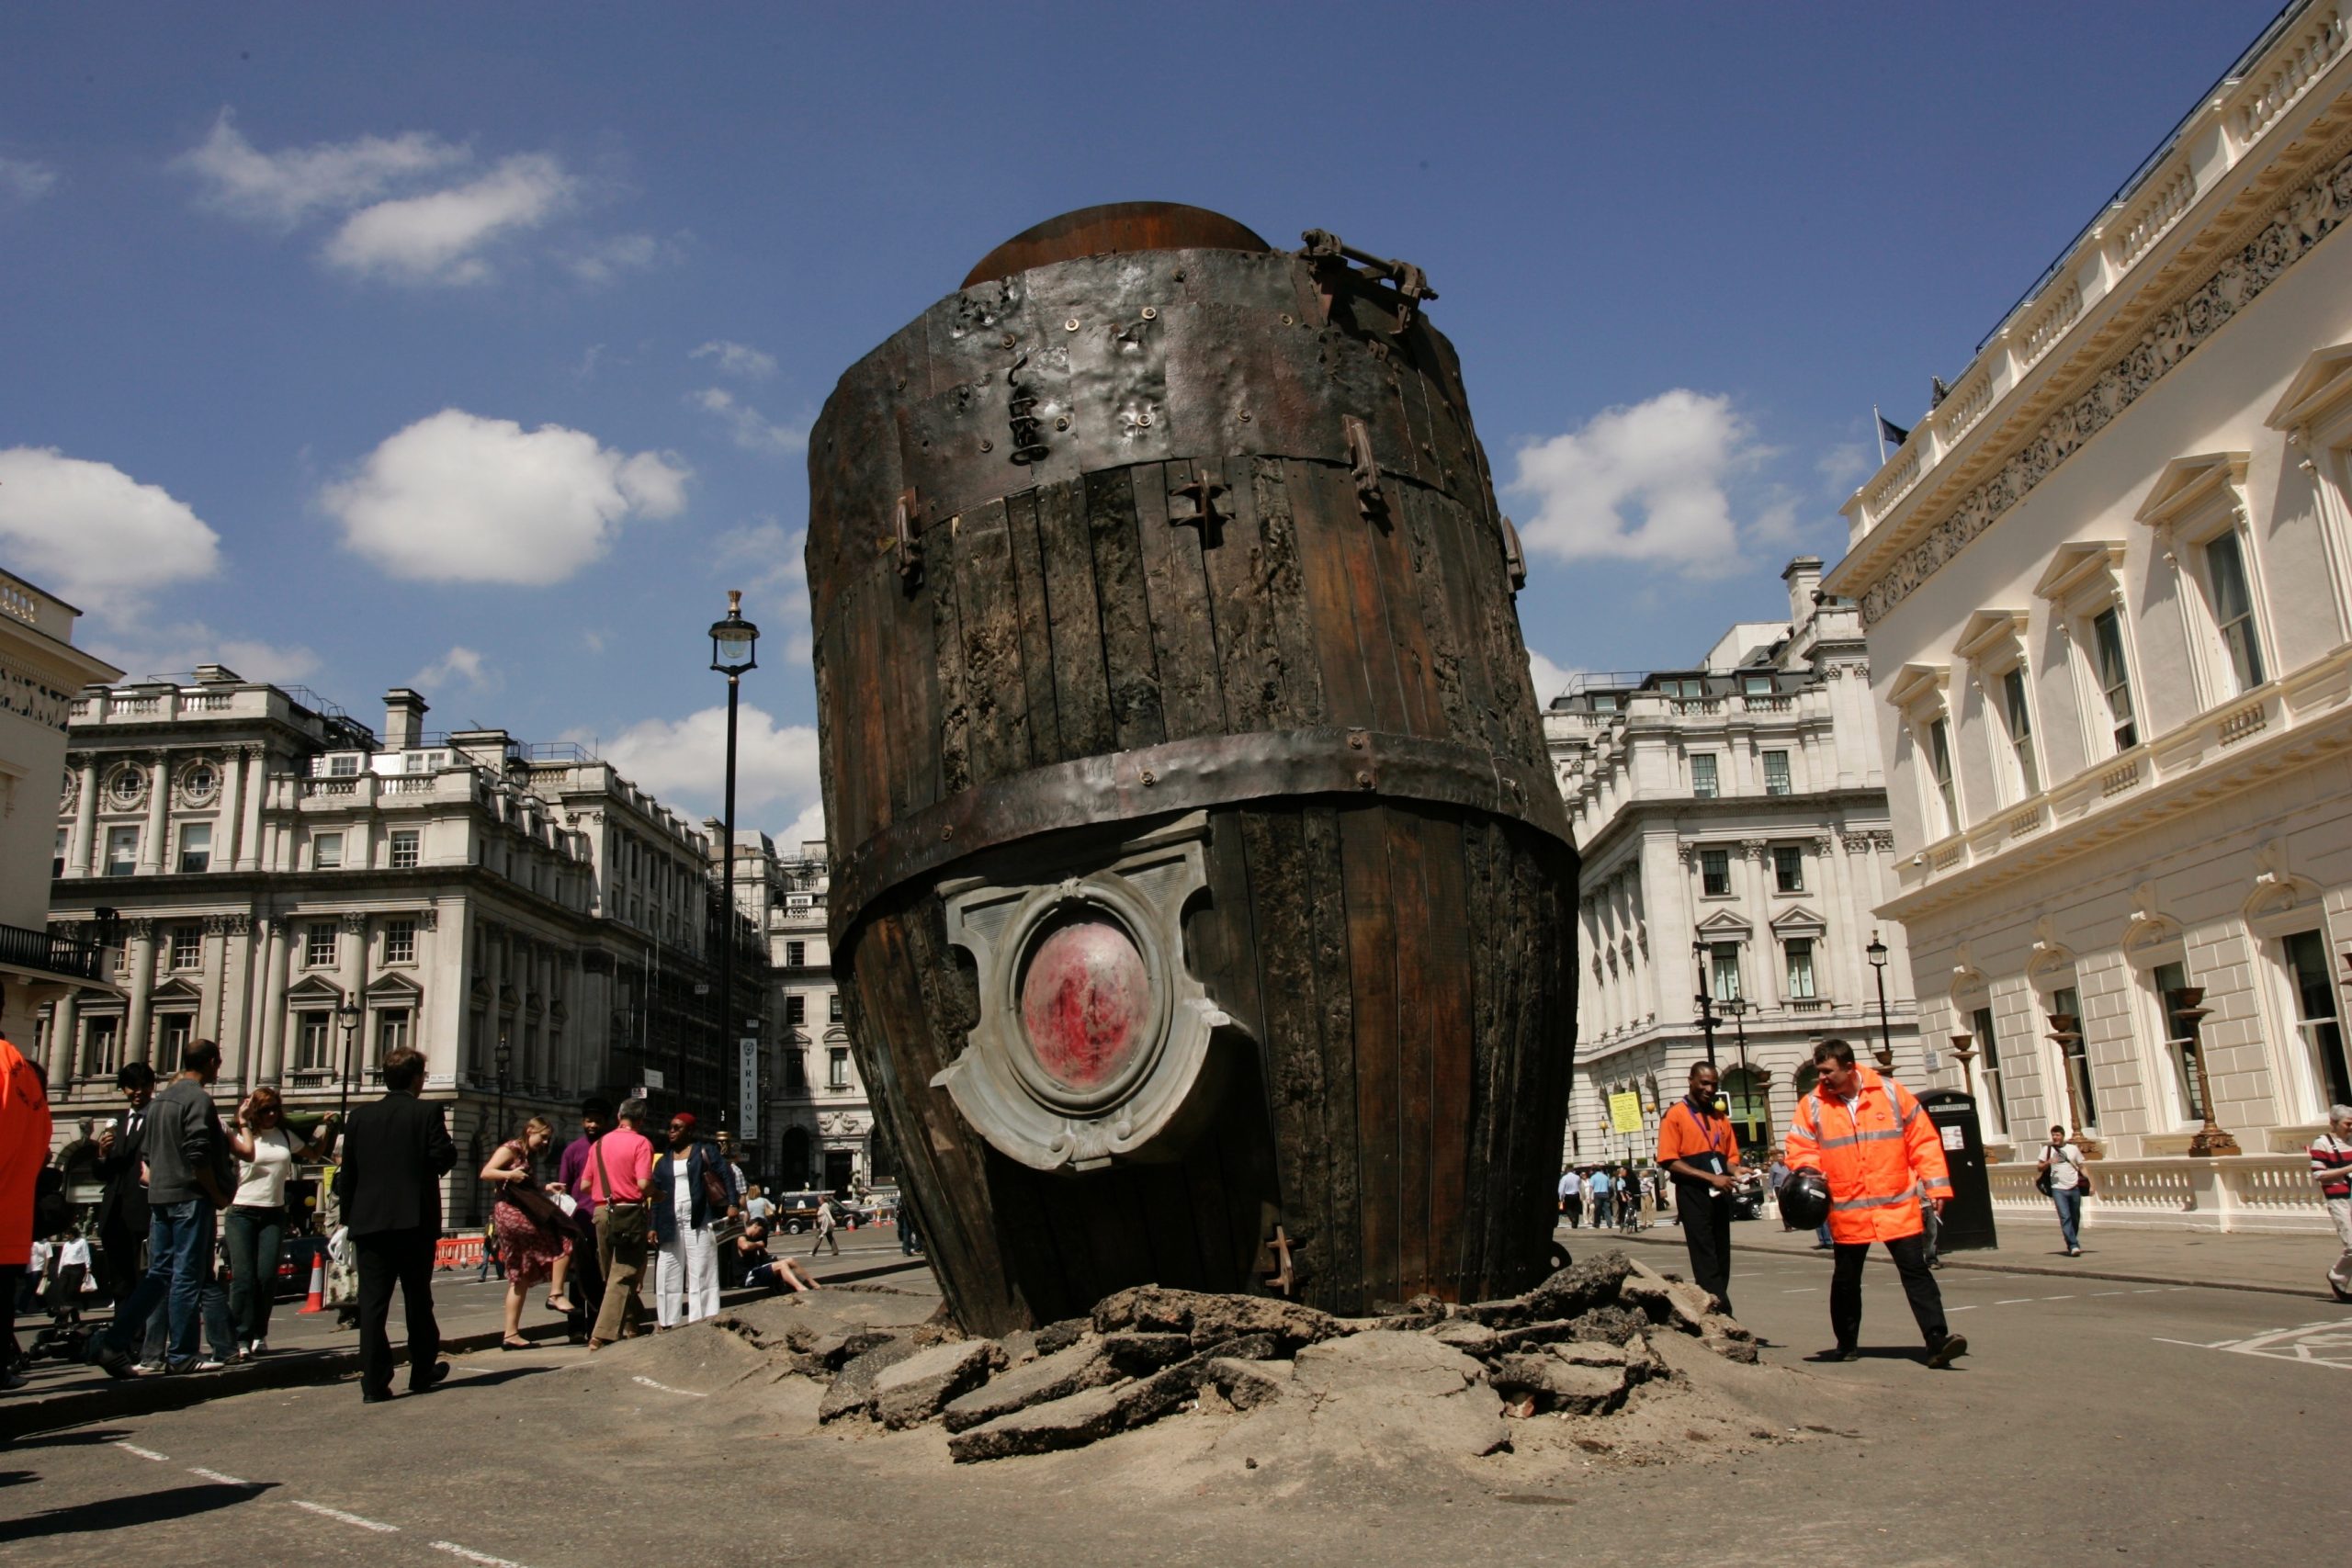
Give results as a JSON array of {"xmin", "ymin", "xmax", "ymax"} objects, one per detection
[{"xmin": 1784, "ymin": 1038, "xmax": 1966, "ymax": 1368}]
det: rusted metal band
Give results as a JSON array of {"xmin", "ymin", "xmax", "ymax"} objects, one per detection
[{"xmin": 829, "ymin": 728, "xmax": 1571, "ymax": 943}]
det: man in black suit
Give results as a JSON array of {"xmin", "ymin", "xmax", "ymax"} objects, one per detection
[
  {"xmin": 335, "ymin": 1046, "xmax": 456, "ymax": 1402},
  {"xmin": 91, "ymin": 1061, "xmax": 156, "ymax": 1309}
]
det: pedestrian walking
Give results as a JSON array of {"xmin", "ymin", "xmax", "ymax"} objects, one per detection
[
  {"xmin": 808, "ymin": 1191, "xmax": 840, "ymax": 1257},
  {"xmin": 553, "ymin": 1097, "xmax": 612, "ymax": 1344},
  {"xmin": 336, "ymin": 1047, "xmax": 457, "ymax": 1403},
  {"xmin": 2034, "ymin": 1123, "xmax": 2090, "ymax": 1257},
  {"xmin": 1785, "ymin": 1038, "xmax": 1966, "ymax": 1368},
  {"xmin": 1557, "ymin": 1167, "xmax": 1582, "ymax": 1229},
  {"xmin": 223, "ymin": 1087, "xmax": 336, "ymax": 1358},
  {"xmin": 652, "ymin": 1111, "xmax": 739, "ymax": 1327},
  {"xmin": 85, "ymin": 1039, "xmax": 232, "ymax": 1380},
  {"xmin": 1611, "ymin": 1164, "xmax": 1640, "ymax": 1234},
  {"xmin": 1766, "ymin": 1156, "xmax": 1792, "ymax": 1228},
  {"xmin": 45, "ymin": 1228, "xmax": 92, "ymax": 1324},
  {"xmin": 0, "ymin": 1028, "xmax": 51, "ymax": 1388},
  {"xmin": 17, "ymin": 1237, "xmax": 45, "ymax": 1319},
  {"xmin": 584, "ymin": 1099, "xmax": 656, "ymax": 1348},
  {"xmin": 2310, "ymin": 1104, "xmax": 2352, "ymax": 1302},
  {"xmin": 92, "ymin": 1062, "xmax": 156, "ymax": 1309},
  {"xmin": 1588, "ymin": 1166, "xmax": 1614, "ymax": 1231},
  {"xmin": 1657, "ymin": 1062, "xmax": 1744, "ymax": 1315},
  {"xmin": 481, "ymin": 1116, "xmax": 576, "ymax": 1350},
  {"xmin": 899, "ymin": 1197, "xmax": 922, "ymax": 1256}
]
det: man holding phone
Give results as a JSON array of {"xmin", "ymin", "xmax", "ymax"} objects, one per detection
[{"xmin": 1657, "ymin": 1061, "xmax": 1744, "ymax": 1316}]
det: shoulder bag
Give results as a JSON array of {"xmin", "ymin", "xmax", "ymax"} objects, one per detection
[{"xmin": 593, "ymin": 1136, "xmax": 646, "ymax": 1232}]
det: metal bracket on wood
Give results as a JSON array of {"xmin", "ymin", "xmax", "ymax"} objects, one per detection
[
  {"xmin": 1501, "ymin": 514, "xmax": 1527, "ymax": 592},
  {"xmin": 892, "ymin": 489, "xmax": 922, "ymax": 592},
  {"xmin": 1343, "ymin": 416, "xmax": 1388, "ymax": 525},
  {"xmin": 1170, "ymin": 467, "xmax": 1227, "ymax": 545},
  {"xmin": 1300, "ymin": 228, "xmax": 1438, "ymax": 332},
  {"xmin": 1261, "ymin": 1224, "xmax": 1295, "ymax": 1297}
]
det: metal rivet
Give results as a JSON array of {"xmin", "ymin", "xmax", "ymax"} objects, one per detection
[
  {"xmin": 1172, "ymin": 270, "xmax": 1184, "ymax": 281},
  {"xmin": 1348, "ymin": 734, "xmax": 1366, "ymax": 750},
  {"xmin": 1355, "ymin": 771, "xmax": 1374, "ymax": 789},
  {"xmin": 979, "ymin": 439, "xmax": 993, "ymax": 452},
  {"xmin": 1238, "ymin": 410, "xmax": 1252, "ymax": 423},
  {"xmin": 941, "ymin": 824, "xmax": 956, "ymax": 841},
  {"xmin": 1139, "ymin": 769, "xmax": 1157, "ymax": 786},
  {"xmin": 1137, "ymin": 413, "xmax": 1152, "ymax": 428},
  {"xmin": 1140, "ymin": 306, "xmax": 1158, "ymax": 320},
  {"xmin": 1055, "ymin": 416, "xmax": 1069, "ymax": 431},
  {"xmin": 893, "ymin": 377, "xmax": 907, "ymax": 391},
  {"xmin": 1001, "ymin": 333, "xmax": 1017, "ymax": 348},
  {"xmin": 1065, "ymin": 318, "xmax": 1080, "ymax": 332},
  {"xmin": 1280, "ymin": 313, "xmax": 1295, "ymax": 326}
]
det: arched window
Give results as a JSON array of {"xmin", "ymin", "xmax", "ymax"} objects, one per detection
[{"xmin": 1721, "ymin": 1066, "xmax": 1771, "ymax": 1156}]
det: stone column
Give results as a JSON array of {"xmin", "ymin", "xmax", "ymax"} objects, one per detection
[
  {"xmin": 122, "ymin": 919, "xmax": 156, "ymax": 1066},
  {"xmin": 1742, "ymin": 840, "xmax": 1778, "ymax": 1010},
  {"xmin": 70, "ymin": 759, "xmax": 99, "ymax": 878},
  {"xmin": 222, "ymin": 914, "xmax": 255, "ymax": 1075},
  {"xmin": 238, "ymin": 748, "xmax": 267, "ymax": 872},
  {"xmin": 256, "ymin": 919, "xmax": 290, "ymax": 1083},
  {"xmin": 218, "ymin": 750, "xmax": 246, "ymax": 872},
  {"xmin": 137, "ymin": 754, "xmax": 170, "ymax": 874},
  {"xmin": 201, "ymin": 914, "xmax": 232, "ymax": 1077},
  {"xmin": 51, "ymin": 990, "xmax": 81, "ymax": 1085},
  {"xmin": 483, "ymin": 922, "xmax": 505, "ymax": 1086}
]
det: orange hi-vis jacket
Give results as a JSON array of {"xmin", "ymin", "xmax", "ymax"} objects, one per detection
[{"xmin": 1783, "ymin": 1066, "xmax": 1951, "ymax": 1245}]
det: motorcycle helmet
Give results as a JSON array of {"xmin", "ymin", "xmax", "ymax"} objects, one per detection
[{"xmin": 1777, "ymin": 1168, "xmax": 1832, "ymax": 1230}]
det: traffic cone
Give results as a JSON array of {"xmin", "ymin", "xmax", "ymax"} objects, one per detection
[{"xmin": 297, "ymin": 1253, "xmax": 326, "ymax": 1314}]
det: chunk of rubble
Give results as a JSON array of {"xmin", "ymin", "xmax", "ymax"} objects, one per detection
[
  {"xmin": 945, "ymin": 1333, "xmax": 1279, "ymax": 1462},
  {"xmin": 940, "ymin": 1338, "xmax": 1120, "ymax": 1433},
  {"xmin": 1091, "ymin": 1286, "xmax": 1343, "ymax": 1351},
  {"xmin": 1521, "ymin": 1252, "xmax": 1634, "ymax": 1321},
  {"xmin": 1034, "ymin": 1317, "xmax": 1089, "ymax": 1356},
  {"xmin": 1290, "ymin": 1331, "xmax": 1508, "ymax": 1458},
  {"xmin": 871, "ymin": 1338, "xmax": 1004, "ymax": 1429},
  {"xmin": 818, "ymin": 1337, "xmax": 922, "ymax": 1423},
  {"xmin": 1100, "ymin": 1331, "xmax": 1193, "ymax": 1375},
  {"xmin": 1487, "ymin": 1351, "xmax": 1629, "ymax": 1416},
  {"xmin": 1204, "ymin": 1357, "xmax": 1291, "ymax": 1411}
]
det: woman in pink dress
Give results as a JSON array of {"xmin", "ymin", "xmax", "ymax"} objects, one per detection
[{"xmin": 480, "ymin": 1116, "xmax": 573, "ymax": 1349}]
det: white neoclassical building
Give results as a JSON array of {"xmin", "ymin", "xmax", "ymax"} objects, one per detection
[
  {"xmin": 1824, "ymin": 0, "xmax": 2352, "ymax": 1233},
  {"xmin": 760, "ymin": 844, "xmax": 885, "ymax": 1196},
  {"xmin": 1546, "ymin": 557, "xmax": 1922, "ymax": 1166}
]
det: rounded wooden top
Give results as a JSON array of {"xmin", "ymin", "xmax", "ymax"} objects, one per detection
[{"xmin": 961, "ymin": 202, "xmax": 1271, "ymax": 288}]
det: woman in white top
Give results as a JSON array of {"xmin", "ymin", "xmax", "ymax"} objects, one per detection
[{"xmin": 224, "ymin": 1087, "xmax": 336, "ymax": 1356}]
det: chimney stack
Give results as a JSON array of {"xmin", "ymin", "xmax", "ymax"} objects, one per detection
[
  {"xmin": 383, "ymin": 688, "xmax": 429, "ymax": 750},
  {"xmin": 1782, "ymin": 555, "xmax": 1824, "ymax": 628}
]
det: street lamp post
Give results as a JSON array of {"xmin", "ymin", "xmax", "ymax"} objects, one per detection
[
  {"xmin": 1866, "ymin": 931, "xmax": 1894, "ymax": 1071},
  {"xmin": 2166, "ymin": 987, "xmax": 2241, "ymax": 1158},
  {"xmin": 1690, "ymin": 938, "xmax": 1720, "ymax": 1069},
  {"xmin": 334, "ymin": 996, "xmax": 364, "ymax": 1125},
  {"xmin": 2044, "ymin": 1010, "xmax": 2096, "ymax": 1156},
  {"xmin": 709, "ymin": 591, "xmax": 760, "ymax": 1134},
  {"xmin": 494, "ymin": 1034, "xmax": 513, "ymax": 1145}
]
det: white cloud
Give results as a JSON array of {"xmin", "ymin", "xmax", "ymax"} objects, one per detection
[
  {"xmin": 320, "ymin": 409, "xmax": 690, "ymax": 585},
  {"xmin": 1527, "ymin": 650, "xmax": 1584, "ymax": 706},
  {"xmin": 1817, "ymin": 442, "xmax": 1873, "ymax": 494},
  {"xmin": 322, "ymin": 153, "xmax": 573, "ymax": 285},
  {"xmin": 1508, "ymin": 389, "xmax": 1770, "ymax": 579},
  {"xmin": 174, "ymin": 109, "xmax": 466, "ymax": 226},
  {"xmin": 712, "ymin": 520, "xmax": 812, "ymax": 664},
  {"xmin": 0, "ymin": 447, "xmax": 220, "ymax": 618},
  {"xmin": 693, "ymin": 388, "xmax": 807, "ymax": 455},
  {"xmin": 591, "ymin": 704, "xmax": 822, "ymax": 839},
  {"xmin": 0, "ymin": 156, "xmax": 58, "ymax": 206},
  {"xmin": 89, "ymin": 624, "xmax": 320, "ymax": 686},
  {"xmin": 565, "ymin": 231, "xmax": 680, "ymax": 286},
  {"xmin": 691, "ymin": 340, "xmax": 776, "ymax": 380},
  {"xmin": 410, "ymin": 645, "xmax": 496, "ymax": 693}
]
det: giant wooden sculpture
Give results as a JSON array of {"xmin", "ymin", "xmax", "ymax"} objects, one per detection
[{"xmin": 808, "ymin": 203, "xmax": 1577, "ymax": 1336}]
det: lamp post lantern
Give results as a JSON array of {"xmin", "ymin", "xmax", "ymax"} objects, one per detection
[
  {"xmin": 2044, "ymin": 1010, "xmax": 2097, "ymax": 1156},
  {"xmin": 334, "ymin": 995, "xmax": 364, "ymax": 1125},
  {"xmin": 1866, "ymin": 931, "xmax": 1894, "ymax": 1071},
  {"xmin": 709, "ymin": 590, "xmax": 760, "ymax": 1133}
]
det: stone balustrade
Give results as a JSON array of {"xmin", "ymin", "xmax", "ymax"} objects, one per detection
[{"xmin": 1988, "ymin": 1154, "xmax": 2331, "ymax": 1235}]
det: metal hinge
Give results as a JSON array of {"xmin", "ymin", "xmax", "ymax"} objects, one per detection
[
  {"xmin": 1343, "ymin": 416, "xmax": 1388, "ymax": 525},
  {"xmin": 893, "ymin": 489, "xmax": 922, "ymax": 592},
  {"xmin": 1501, "ymin": 514, "xmax": 1527, "ymax": 592},
  {"xmin": 1170, "ymin": 467, "xmax": 1227, "ymax": 544},
  {"xmin": 1300, "ymin": 228, "xmax": 1439, "ymax": 332}
]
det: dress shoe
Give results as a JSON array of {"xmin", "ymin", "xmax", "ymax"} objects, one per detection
[
  {"xmin": 1926, "ymin": 1334, "xmax": 1969, "ymax": 1370},
  {"xmin": 410, "ymin": 1360, "xmax": 452, "ymax": 1393},
  {"xmin": 361, "ymin": 1387, "xmax": 395, "ymax": 1404},
  {"xmin": 1807, "ymin": 1346, "xmax": 1860, "ymax": 1363}
]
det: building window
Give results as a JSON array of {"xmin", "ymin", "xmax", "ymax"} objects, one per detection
[
  {"xmin": 1690, "ymin": 754, "xmax": 1719, "ymax": 799},
  {"xmin": 828, "ymin": 1046, "xmax": 851, "ymax": 1089},
  {"xmin": 328, "ymin": 753, "xmax": 361, "ymax": 777},
  {"xmin": 390, "ymin": 829, "xmax": 420, "ymax": 869},
  {"xmin": 786, "ymin": 940, "xmax": 806, "ymax": 967},
  {"xmin": 305, "ymin": 923, "xmax": 337, "ymax": 967},
  {"xmin": 1700, "ymin": 849, "xmax": 1731, "ymax": 897},
  {"xmin": 1971, "ymin": 1006, "xmax": 2007, "ymax": 1136},
  {"xmin": 828, "ymin": 993, "xmax": 843, "ymax": 1023},
  {"xmin": 1926, "ymin": 717, "xmax": 1959, "ymax": 835},
  {"xmin": 295, "ymin": 1013, "xmax": 333, "ymax": 1072},
  {"xmin": 2203, "ymin": 530, "xmax": 2266, "ymax": 694},
  {"xmin": 108, "ymin": 767, "xmax": 144, "ymax": 807},
  {"xmin": 177, "ymin": 821, "xmax": 212, "ymax": 874},
  {"xmin": 1721, "ymin": 1066, "xmax": 1770, "ymax": 1154},
  {"xmin": 2091, "ymin": 607, "xmax": 2138, "ymax": 752},
  {"xmin": 2001, "ymin": 668, "xmax": 2041, "ymax": 797},
  {"xmin": 169, "ymin": 925, "xmax": 201, "ymax": 971},
  {"xmin": 1741, "ymin": 674, "xmax": 1773, "ymax": 697},
  {"xmin": 785, "ymin": 1049, "xmax": 808, "ymax": 1093},
  {"xmin": 1783, "ymin": 938, "xmax": 1815, "ymax": 999},
  {"xmin": 384, "ymin": 919, "xmax": 416, "ymax": 964},
  {"xmin": 85, "ymin": 1016, "xmax": 119, "ymax": 1077},
  {"xmin": 785, "ymin": 994, "xmax": 806, "ymax": 1026},
  {"xmin": 1762, "ymin": 750, "xmax": 1791, "ymax": 795},
  {"xmin": 1772, "ymin": 845, "xmax": 1804, "ymax": 894},
  {"xmin": 2282, "ymin": 930, "xmax": 2351, "ymax": 1111},
  {"xmin": 378, "ymin": 1008, "xmax": 412, "ymax": 1059},
  {"xmin": 105, "ymin": 827, "xmax": 139, "ymax": 876},
  {"xmin": 53, "ymin": 829, "xmax": 67, "ymax": 878},
  {"xmin": 159, "ymin": 1014, "xmax": 193, "ymax": 1064},
  {"xmin": 2154, "ymin": 962, "xmax": 2207, "ymax": 1122},
  {"xmin": 314, "ymin": 832, "xmax": 344, "ymax": 870},
  {"xmin": 182, "ymin": 762, "xmax": 216, "ymax": 800},
  {"xmin": 2052, "ymin": 985, "xmax": 2097, "ymax": 1128},
  {"xmin": 1709, "ymin": 942, "xmax": 1742, "ymax": 1003}
]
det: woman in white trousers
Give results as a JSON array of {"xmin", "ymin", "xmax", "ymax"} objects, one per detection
[{"xmin": 652, "ymin": 1112, "xmax": 733, "ymax": 1327}]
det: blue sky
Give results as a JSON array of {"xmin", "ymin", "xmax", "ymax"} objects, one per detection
[{"xmin": 0, "ymin": 1, "xmax": 2282, "ymax": 845}]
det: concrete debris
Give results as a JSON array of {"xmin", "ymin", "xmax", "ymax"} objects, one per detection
[
  {"xmin": 1487, "ymin": 1352, "xmax": 1629, "ymax": 1416},
  {"xmin": 1204, "ymin": 1357, "xmax": 1291, "ymax": 1411},
  {"xmin": 819, "ymin": 1337, "xmax": 924, "ymax": 1423},
  {"xmin": 1100, "ymin": 1331, "xmax": 1195, "ymax": 1376},
  {"xmin": 941, "ymin": 1338, "xmax": 1120, "ymax": 1433},
  {"xmin": 1035, "ymin": 1317, "xmax": 1090, "ymax": 1357},
  {"xmin": 1091, "ymin": 1286, "xmax": 1346, "ymax": 1352},
  {"xmin": 870, "ymin": 1338, "xmax": 1005, "ymax": 1429}
]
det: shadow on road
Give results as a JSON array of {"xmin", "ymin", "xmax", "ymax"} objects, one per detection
[
  {"xmin": 0, "ymin": 1480, "xmax": 275, "ymax": 1541},
  {"xmin": 0, "ymin": 1427, "xmax": 130, "ymax": 1452}
]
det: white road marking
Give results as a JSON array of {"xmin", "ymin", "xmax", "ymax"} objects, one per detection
[
  {"xmin": 188, "ymin": 1467, "xmax": 253, "ymax": 1487},
  {"xmin": 292, "ymin": 1500, "xmax": 400, "ymax": 1533},
  {"xmin": 2134, "ymin": 1288, "xmax": 2164, "ymax": 1293},
  {"xmin": 114, "ymin": 1443, "xmax": 168, "ymax": 1462},
  {"xmin": 2041, "ymin": 1295, "xmax": 2075, "ymax": 1301},
  {"xmin": 1781, "ymin": 1287, "xmax": 1818, "ymax": 1293},
  {"xmin": 2091, "ymin": 1291, "xmax": 2129, "ymax": 1296},
  {"xmin": 1947, "ymin": 1305, "xmax": 1978, "ymax": 1313},
  {"xmin": 2154, "ymin": 1320, "xmax": 2352, "ymax": 1371},
  {"xmin": 1995, "ymin": 1299, "xmax": 2035, "ymax": 1305},
  {"xmin": 430, "ymin": 1542, "xmax": 533, "ymax": 1568},
  {"xmin": 630, "ymin": 1375, "xmax": 707, "ymax": 1398}
]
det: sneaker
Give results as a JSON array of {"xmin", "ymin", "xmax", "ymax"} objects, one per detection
[
  {"xmin": 191, "ymin": 1357, "xmax": 231, "ymax": 1372},
  {"xmin": 247, "ymin": 1337, "xmax": 269, "ymax": 1358},
  {"xmin": 133, "ymin": 1361, "xmax": 179, "ymax": 1378},
  {"xmin": 1926, "ymin": 1333, "xmax": 1969, "ymax": 1370},
  {"xmin": 2329, "ymin": 1277, "xmax": 2351, "ymax": 1303},
  {"xmin": 0, "ymin": 1366, "xmax": 28, "ymax": 1391}
]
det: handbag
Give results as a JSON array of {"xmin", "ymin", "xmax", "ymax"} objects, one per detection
[
  {"xmin": 501, "ymin": 1179, "xmax": 563, "ymax": 1231},
  {"xmin": 697, "ymin": 1147, "xmax": 743, "ymax": 1241}
]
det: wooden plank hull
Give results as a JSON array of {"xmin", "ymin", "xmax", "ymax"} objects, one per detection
[{"xmin": 808, "ymin": 207, "xmax": 1577, "ymax": 1335}]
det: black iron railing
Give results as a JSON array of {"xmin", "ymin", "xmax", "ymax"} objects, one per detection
[{"xmin": 0, "ymin": 922, "xmax": 106, "ymax": 982}]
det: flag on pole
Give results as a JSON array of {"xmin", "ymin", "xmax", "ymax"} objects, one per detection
[{"xmin": 1877, "ymin": 412, "xmax": 1912, "ymax": 449}]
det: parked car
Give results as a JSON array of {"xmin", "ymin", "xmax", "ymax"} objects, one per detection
[{"xmin": 771, "ymin": 1190, "xmax": 831, "ymax": 1234}]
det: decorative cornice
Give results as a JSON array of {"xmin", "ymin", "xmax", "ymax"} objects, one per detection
[{"xmin": 1851, "ymin": 138, "xmax": 2352, "ymax": 626}]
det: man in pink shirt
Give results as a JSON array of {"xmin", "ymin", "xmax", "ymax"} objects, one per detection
[{"xmin": 583, "ymin": 1098, "xmax": 656, "ymax": 1348}]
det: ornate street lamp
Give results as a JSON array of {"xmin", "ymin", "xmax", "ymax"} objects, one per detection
[
  {"xmin": 709, "ymin": 591, "xmax": 760, "ymax": 1134},
  {"xmin": 494, "ymin": 1033, "xmax": 513, "ymax": 1145},
  {"xmin": 2044, "ymin": 1010, "xmax": 2098, "ymax": 1157},
  {"xmin": 1866, "ymin": 931, "xmax": 1894, "ymax": 1070},
  {"xmin": 1690, "ymin": 938, "xmax": 1720, "ymax": 1070},
  {"xmin": 2165, "ymin": 987, "xmax": 2240, "ymax": 1158},
  {"xmin": 334, "ymin": 995, "xmax": 364, "ymax": 1125}
]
